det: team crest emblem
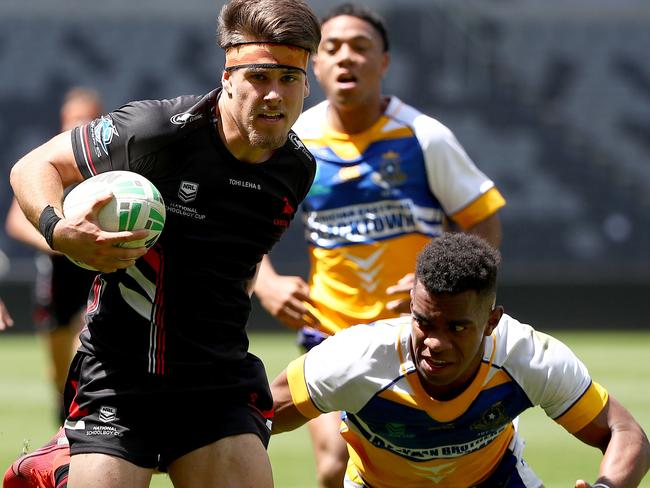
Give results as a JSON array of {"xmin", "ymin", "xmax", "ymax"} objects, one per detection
[
  {"xmin": 470, "ymin": 402, "xmax": 508, "ymax": 430},
  {"xmin": 99, "ymin": 406, "xmax": 117, "ymax": 423},
  {"xmin": 371, "ymin": 151, "xmax": 407, "ymax": 189},
  {"xmin": 178, "ymin": 181, "xmax": 199, "ymax": 203},
  {"xmin": 91, "ymin": 116, "xmax": 119, "ymax": 156}
]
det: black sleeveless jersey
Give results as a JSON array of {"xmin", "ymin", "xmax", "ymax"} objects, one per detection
[{"xmin": 70, "ymin": 88, "xmax": 315, "ymax": 377}]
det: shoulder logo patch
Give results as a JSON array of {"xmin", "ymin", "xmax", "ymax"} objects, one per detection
[
  {"xmin": 91, "ymin": 116, "xmax": 119, "ymax": 156},
  {"xmin": 170, "ymin": 112, "xmax": 203, "ymax": 126},
  {"xmin": 288, "ymin": 132, "xmax": 312, "ymax": 158}
]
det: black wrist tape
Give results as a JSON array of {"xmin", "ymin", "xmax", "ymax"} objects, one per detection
[{"xmin": 38, "ymin": 205, "xmax": 62, "ymax": 250}]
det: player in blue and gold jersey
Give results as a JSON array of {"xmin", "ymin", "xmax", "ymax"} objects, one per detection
[
  {"xmin": 272, "ymin": 233, "xmax": 650, "ymax": 488},
  {"xmin": 254, "ymin": 4, "xmax": 505, "ymax": 486}
]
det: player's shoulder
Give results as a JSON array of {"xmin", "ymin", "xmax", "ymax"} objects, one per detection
[
  {"xmin": 492, "ymin": 313, "xmax": 579, "ymax": 372},
  {"xmin": 384, "ymin": 96, "xmax": 455, "ymax": 146},
  {"xmin": 323, "ymin": 318, "xmax": 408, "ymax": 362},
  {"xmin": 114, "ymin": 91, "xmax": 213, "ymax": 134},
  {"xmin": 283, "ymin": 129, "xmax": 316, "ymax": 168},
  {"xmin": 293, "ymin": 100, "xmax": 328, "ymax": 140}
]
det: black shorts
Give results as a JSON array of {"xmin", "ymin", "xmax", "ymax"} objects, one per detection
[
  {"xmin": 33, "ymin": 255, "xmax": 98, "ymax": 331},
  {"xmin": 63, "ymin": 352, "xmax": 273, "ymax": 469}
]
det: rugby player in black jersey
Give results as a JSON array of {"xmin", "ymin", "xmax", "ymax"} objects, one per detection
[{"xmin": 5, "ymin": 1, "xmax": 320, "ymax": 487}]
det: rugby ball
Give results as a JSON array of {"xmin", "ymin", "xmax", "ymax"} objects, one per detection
[{"xmin": 62, "ymin": 171, "xmax": 166, "ymax": 270}]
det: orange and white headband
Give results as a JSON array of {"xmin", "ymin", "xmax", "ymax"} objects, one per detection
[{"xmin": 224, "ymin": 42, "xmax": 310, "ymax": 75}]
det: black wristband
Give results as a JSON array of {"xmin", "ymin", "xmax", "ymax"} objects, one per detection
[{"xmin": 38, "ymin": 205, "xmax": 62, "ymax": 250}]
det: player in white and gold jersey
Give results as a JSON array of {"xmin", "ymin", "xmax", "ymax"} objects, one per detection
[
  {"xmin": 254, "ymin": 4, "xmax": 505, "ymax": 486},
  {"xmin": 272, "ymin": 233, "xmax": 650, "ymax": 488}
]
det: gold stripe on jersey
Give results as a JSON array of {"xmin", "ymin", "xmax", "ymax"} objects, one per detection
[
  {"xmin": 301, "ymin": 117, "xmax": 415, "ymax": 160},
  {"xmin": 483, "ymin": 369, "xmax": 513, "ymax": 389},
  {"xmin": 287, "ymin": 355, "xmax": 322, "ymax": 419},
  {"xmin": 554, "ymin": 381, "xmax": 609, "ymax": 433},
  {"xmin": 452, "ymin": 187, "xmax": 506, "ymax": 228},
  {"xmin": 399, "ymin": 332, "xmax": 498, "ymax": 422}
]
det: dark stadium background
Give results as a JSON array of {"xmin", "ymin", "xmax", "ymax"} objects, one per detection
[{"xmin": 1, "ymin": 0, "xmax": 648, "ymax": 332}]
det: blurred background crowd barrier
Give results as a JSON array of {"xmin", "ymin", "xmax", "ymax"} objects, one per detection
[{"xmin": 1, "ymin": 0, "xmax": 648, "ymax": 331}]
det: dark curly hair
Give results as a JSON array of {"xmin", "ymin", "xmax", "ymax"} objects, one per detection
[
  {"xmin": 416, "ymin": 233, "xmax": 501, "ymax": 296},
  {"xmin": 321, "ymin": 3, "xmax": 390, "ymax": 52}
]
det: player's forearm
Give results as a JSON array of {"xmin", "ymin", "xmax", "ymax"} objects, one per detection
[
  {"xmin": 596, "ymin": 427, "xmax": 650, "ymax": 487},
  {"xmin": 254, "ymin": 255, "xmax": 279, "ymax": 295},
  {"xmin": 5, "ymin": 199, "xmax": 54, "ymax": 254},
  {"xmin": 10, "ymin": 131, "xmax": 83, "ymax": 228},
  {"xmin": 270, "ymin": 370, "xmax": 312, "ymax": 434},
  {"xmin": 11, "ymin": 152, "xmax": 65, "ymax": 228}
]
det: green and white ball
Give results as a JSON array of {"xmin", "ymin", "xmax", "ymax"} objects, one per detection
[{"xmin": 63, "ymin": 170, "xmax": 166, "ymax": 270}]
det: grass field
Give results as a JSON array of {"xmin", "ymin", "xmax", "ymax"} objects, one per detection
[{"xmin": 1, "ymin": 331, "xmax": 648, "ymax": 487}]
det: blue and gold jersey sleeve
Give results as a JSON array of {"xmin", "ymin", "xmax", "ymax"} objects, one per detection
[{"xmin": 286, "ymin": 354, "xmax": 323, "ymax": 420}]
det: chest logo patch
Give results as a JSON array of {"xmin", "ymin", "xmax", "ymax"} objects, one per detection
[
  {"xmin": 371, "ymin": 151, "xmax": 407, "ymax": 189},
  {"xmin": 178, "ymin": 181, "xmax": 199, "ymax": 203},
  {"xmin": 274, "ymin": 197, "xmax": 295, "ymax": 228}
]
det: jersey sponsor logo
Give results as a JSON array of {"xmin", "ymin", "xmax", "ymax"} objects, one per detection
[
  {"xmin": 304, "ymin": 199, "xmax": 444, "ymax": 247},
  {"xmin": 170, "ymin": 111, "xmax": 203, "ymax": 126},
  {"xmin": 178, "ymin": 181, "xmax": 199, "ymax": 203},
  {"xmin": 370, "ymin": 151, "xmax": 407, "ymax": 190},
  {"xmin": 90, "ymin": 116, "xmax": 118, "ymax": 156},
  {"xmin": 229, "ymin": 178, "xmax": 261, "ymax": 191},
  {"xmin": 274, "ymin": 196, "xmax": 295, "ymax": 228},
  {"xmin": 355, "ymin": 417, "xmax": 506, "ymax": 461},
  {"xmin": 288, "ymin": 132, "xmax": 312, "ymax": 158}
]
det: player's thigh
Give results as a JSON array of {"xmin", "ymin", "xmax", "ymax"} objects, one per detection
[
  {"xmin": 308, "ymin": 410, "xmax": 348, "ymax": 455},
  {"xmin": 167, "ymin": 433, "xmax": 273, "ymax": 488},
  {"xmin": 67, "ymin": 453, "xmax": 153, "ymax": 488}
]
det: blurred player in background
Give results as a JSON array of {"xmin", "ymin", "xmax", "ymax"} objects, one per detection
[
  {"xmin": 5, "ymin": 0, "xmax": 319, "ymax": 487},
  {"xmin": 5, "ymin": 87, "xmax": 102, "ymax": 423},
  {"xmin": 254, "ymin": 4, "xmax": 505, "ymax": 486},
  {"xmin": 0, "ymin": 297, "xmax": 12, "ymax": 330},
  {"xmin": 272, "ymin": 233, "xmax": 650, "ymax": 488},
  {"xmin": 0, "ymin": 248, "xmax": 13, "ymax": 330}
]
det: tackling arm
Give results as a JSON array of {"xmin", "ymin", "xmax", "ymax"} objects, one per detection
[
  {"xmin": 270, "ymin": 369, "xmax": 312, "ymax": 434},
  {"xmin": 572, "ymin": 396, "xmax": 650, "ymax": 488}
]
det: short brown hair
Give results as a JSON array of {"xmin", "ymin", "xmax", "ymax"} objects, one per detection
[{"xmin": 217, "ymin": 0, "xmax": 320, "ymax": 54}]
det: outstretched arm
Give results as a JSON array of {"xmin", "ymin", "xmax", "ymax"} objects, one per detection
[
  {"xmin": 573, "ymin": 395, "xmax": 650, "ymax": 488},
  {"xmin": 270, "ymin": 369, "xmax": 312, "ymax": 434}
]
